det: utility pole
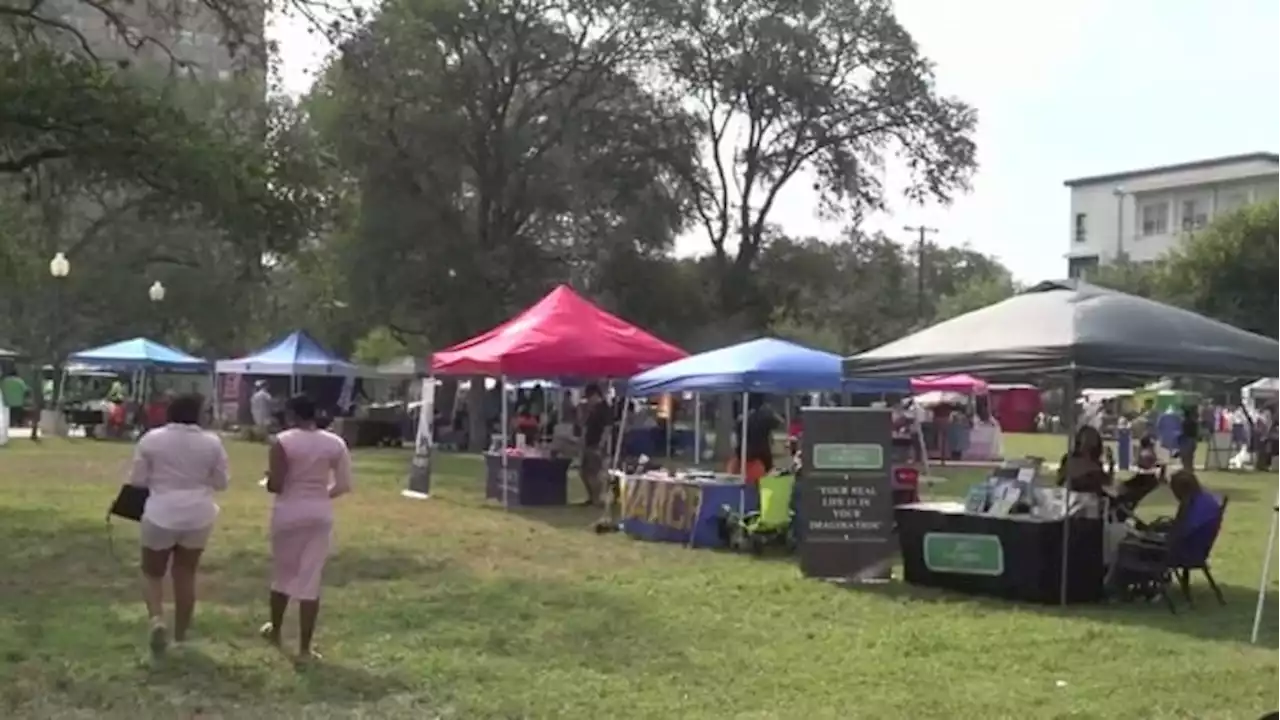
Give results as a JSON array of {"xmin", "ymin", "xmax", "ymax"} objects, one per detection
[{"xmin": 903, "ymin": 225, "xmax": 938, "ymax": 324}]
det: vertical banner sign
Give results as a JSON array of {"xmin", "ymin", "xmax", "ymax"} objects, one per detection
[
  {"xmin": 799, "ymin": 407, "xmax": 896, "ymax": 581},
  {"xmin": 405, "ymin": 378, "xmax": 435, "ymax": 498}
]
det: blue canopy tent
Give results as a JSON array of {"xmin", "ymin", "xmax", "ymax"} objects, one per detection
[
  {"xmin": 215, "ymin": 330, "xmax": 358, "ymax": 378},
  {"xmin": 623, "ymin": 338, "xmax": 913, "ymax": 472},
  {"xmin": 69, "ymin": 337, "xmax": 208, "ymax": 372},
  {"xmin": 214, "ymin": 330, "xmax": 366, "ymax": 416},
  {"xmin": 64, "ymin": 338, "xmax": 210, "ymax": 408},
  {"xmin": 628, "ymin": 337, "xmax": 909, "ymax": 395}
]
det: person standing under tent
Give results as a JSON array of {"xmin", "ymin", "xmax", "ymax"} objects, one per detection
[
  {"xmin": 1, "ymin": 366, "xmax": 29, "ymax": 434},
  {"xmin": 733, "ymin": 396, "xmax": 780, "ymax": 482},
  {"xmin": 578, "ymin": 384, "xmax": 611, "ymax": 506},
  {"xmin": 249, "ymin": 380, "xmax": 274, "ymax": 441},
  {"xmin": 260, "ymin": 394, "xmax": 353, "ymax": 660},
  {"xmin": 1178, "ymin": 405, "xmax": 1200, "ymax": 470}
]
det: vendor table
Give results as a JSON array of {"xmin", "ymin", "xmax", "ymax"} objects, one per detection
[
  {"xmin": 484, "ymin": 453, "xmax": 571, "ymax": 508},
  {"xmin": 333, "ymin": 417, "xmax": 403, "ymax": 448},
  {"xmin": 622, "ymin": 474, "xmax": 759, "ymax": 548},
  {"xmin": 896, "ymin": 501, "xmax": 1105, "ymax": 604}
]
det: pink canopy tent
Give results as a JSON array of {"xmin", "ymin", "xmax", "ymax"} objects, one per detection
[
  {"xmin": 911, "ymin": 374, "xmax": 988, "ymax": 394},
  {"xmin": 430, "ymin": 285, "xmax": 687, "ymax": 377}
]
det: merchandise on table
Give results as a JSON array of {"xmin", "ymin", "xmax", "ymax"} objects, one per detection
[{"xmin": 895, "ymin": 459, "xmax": 1108, "ymax": 604}]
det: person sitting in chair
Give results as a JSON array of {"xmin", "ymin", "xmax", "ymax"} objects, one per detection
[
  {"xmin": 1159, "ymin": 470, "xmax": 1222, "ymax": 562},
  {"xmin": 1108, "ymin": 469, "xmax": 1222, "ymax": 599}
]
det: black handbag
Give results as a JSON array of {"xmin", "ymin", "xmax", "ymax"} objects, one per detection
[{"xmin": 108, "ymin": 484, "xmax": 149, "ymax": 522}]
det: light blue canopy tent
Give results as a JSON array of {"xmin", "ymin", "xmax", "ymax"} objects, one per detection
[
  {"xmin": 64, "ymin": 338, "xmax": 209, "ymax": 406},
  {"xmin": 628, "ymin": 337, "xmax": 910, "ymax": 395},
  {"xmin": 623, "ymin": 338, "xmax": 913, "ymax": 474},
  {"xmin": 214, "ymin": 330, "xmax": 357, "ymax": 377},
  {"xmin": 69, "ymin": 337, "xmax": 208, "ymax": 372}
]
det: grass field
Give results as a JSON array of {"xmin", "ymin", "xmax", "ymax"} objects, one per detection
[{"xmin": 0, "ymin": 434, "xmax": 1276, "ymax": 719}]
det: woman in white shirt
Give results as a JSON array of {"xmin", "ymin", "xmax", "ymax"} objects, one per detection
[{"xmin": 128, "ymin": 393, "xmax": 229, "ymax": 656}]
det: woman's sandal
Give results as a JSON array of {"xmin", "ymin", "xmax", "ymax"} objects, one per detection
[{"xmin": 258, "ymin": 622, "xmax": 281, "ymax": 647}]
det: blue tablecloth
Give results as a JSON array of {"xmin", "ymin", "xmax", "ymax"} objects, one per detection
[{"xmin": 621, "ymin": 476, "xmax": 759, "ymax": 548}]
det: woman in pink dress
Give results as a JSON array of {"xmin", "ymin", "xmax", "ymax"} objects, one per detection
[{"xmin": 260, "ymin": 394, "xmax": 353, "ymax": 658}]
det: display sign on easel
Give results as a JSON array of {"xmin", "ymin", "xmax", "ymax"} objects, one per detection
[
  {"xmin": 798, "ymin": 407, "xmax": 896, "ymax": 581},
  {"xmin": 403, "ymin": 378, "xmax": 435, "ymax": 499}
]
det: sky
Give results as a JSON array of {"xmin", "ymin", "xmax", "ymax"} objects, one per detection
[{"xmin": 269, "ymin": 0, "xmax": 1280, "ymax": 282}]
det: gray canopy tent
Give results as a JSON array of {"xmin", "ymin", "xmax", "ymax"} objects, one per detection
[
  {"xmin": 842, "ymin": 279, "xmax": 1279, "ymax": 606},
  {"xmin": 842, "ymin": 279, "xmax": 1277, "ymax": 380}
]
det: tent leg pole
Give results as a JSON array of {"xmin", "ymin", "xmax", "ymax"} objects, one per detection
[
  {"xmin": 1060, "ymin": 370, "xmax": 1079, "ymax": 607},
  {"xmin": 500, "ymin": 375, "xmax": 509, "ymax": 511},
  {"xmin": 1251, "ymin": 495, "xmax": 1278, "ymax": 644},
  {"xmin": 693, "ymin": 393, "xmax": 701, "ymax": 465},
  {"xmin": 739, "ymin": 391, "xmax": 749, "ymax": 515}
]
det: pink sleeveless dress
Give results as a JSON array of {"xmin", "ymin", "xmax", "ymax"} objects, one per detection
[{"xmin": 270, "ymin": 428, "xmax": 353, "ymax": 600}]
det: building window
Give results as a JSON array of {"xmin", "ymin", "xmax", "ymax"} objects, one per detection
[
  {"xmin": 1074, "ymin": 213, "xmax": 1087, "ymax": 243},
  {"xmin": 1180, "ymin": 199, "xmax": 1208, "ymax": 231},
  {"xmin": 1139, "ymin": 202, "xmax": 1169, "ymax": 236},
  {"xmin": 1218, "ymin": 190, "xmax": 1250, "ymax": 214},
  {"xmin": 1068, "ymin": 255, "xmax": 1099, "ymax": 279}
]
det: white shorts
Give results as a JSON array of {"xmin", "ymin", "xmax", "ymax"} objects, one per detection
[{"xmin": 140, "ymin": 519, "xmax": 213, "ymax": 551}]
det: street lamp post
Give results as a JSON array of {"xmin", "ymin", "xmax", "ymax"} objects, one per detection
[{"xmin": 45, "ymin": 252, "xmax": 70, "ymax": 439}]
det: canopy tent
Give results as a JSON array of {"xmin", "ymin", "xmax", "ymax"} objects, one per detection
[
  {"xmin": 843, "ymin": 280, "xmax": 1279, "ymax": 380},
  {"xmin": 911, "ymin": 374, "xmax": 987, "ymax": 394},
  {"xmin": 1243, "ymin": 377, "xmax": 1279, "ymax": 404},
  {"xmin": 68, "ymin": 337, "xmax": 208, "ymax": 372},
  {"xmin": 215, "ymin": 330, "xmax": 359, "ymax": 376},
  {"xmin": 628, "ymin": 337, "xmax": 910, "ymax": 395},
  {"xmin": 431, "ymin": 284, "xmax": 686, "ymax": 378},
  {"xmin": 0, "ymin": 346, "xmax": 20, "ymax": 359}
]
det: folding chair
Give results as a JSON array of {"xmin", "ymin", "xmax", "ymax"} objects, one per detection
[
  {"xmin": 1111, "ymin": 495, "xmax": 1228, "ymax": 612},
  {"xmin": 1170, "ymin": 496, "xmax": 1228, "ymax": 607}
]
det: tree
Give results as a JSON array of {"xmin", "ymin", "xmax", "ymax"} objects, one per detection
[
  {"xmin": 758, "ymin": 232, "xmax": 916, "ymax": 353},
  {"xmin": 1162, "ymin": 200, "xmax": 1278, "ymax": 338},
  {"xmin": 1089, "ymin": 253, "xmax": 1166, "ymax": 301},
  {"xmin": 317, "ymin": 0, "xmax": 697, "ymax": 344},
  {"xmin": 660, "ymin": 0, "xmax": 978, "ymax": 328},
  {"xmin": 932, "ymin": 272, "xmax": 1019, "ymax": 322}
]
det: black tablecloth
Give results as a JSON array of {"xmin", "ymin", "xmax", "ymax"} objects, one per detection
[{"xmin": 896, "ymin": 505, "xmax": 1105, "ymax": 604}]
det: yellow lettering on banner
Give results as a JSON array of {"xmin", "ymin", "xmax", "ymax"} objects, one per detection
[
  {"xmin": 682, "ymin": 485, "xmax": 704, "ymax": 532},
  {"xmin": 665, "ymin": 486, "xmax": 686, "ymax": 530},
  {"xmin": 624, "ymin": 479, "xmax": 651, "ymax": 522},
  {"xmin": 648, "ymin": 481, "xmax": 668, "ymax": 525}
]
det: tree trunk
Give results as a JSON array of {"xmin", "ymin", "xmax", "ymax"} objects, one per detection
[{"xmin": 466, "ymin": 374, "xmax": 487, "ymax": 452}]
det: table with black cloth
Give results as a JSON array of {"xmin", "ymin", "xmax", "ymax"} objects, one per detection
[
  {"xmin": 484, "ymin": 452, "xmax": 572, "ymax": 508},
  {"xmin": 895, "ymin": 501, "xmax": 1106, "ymax": 604}
]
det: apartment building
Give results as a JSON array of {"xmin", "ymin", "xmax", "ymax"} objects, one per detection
[{"xmin": 1063, "ymin": 152, "xmax": 1279, "ymax": 278}]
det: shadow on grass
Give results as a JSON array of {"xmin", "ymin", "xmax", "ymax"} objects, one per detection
[
  {"xmin": 143, "ymin": 645, "xmax": 412, "ymax": 707},
  {"xmin": 0, "ymin": 504, "xmax": 455, "ymax": 614},
  {"xmin": 0, "ymin": 503, "xmax": 691, "ymax": 678},
  {"xmin": 852, "ymin": 575, "xmax": 1275, "ymax": 647}
]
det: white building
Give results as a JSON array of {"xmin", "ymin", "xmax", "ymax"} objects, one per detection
[{"xmin": 1063, "ymin": 152, "xmax": 1279, "ymax": 278}]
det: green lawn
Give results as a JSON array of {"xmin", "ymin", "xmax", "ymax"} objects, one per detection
[{"xmin": 0, "ymin": 435, "xmax": 1275, "ymax": 719}]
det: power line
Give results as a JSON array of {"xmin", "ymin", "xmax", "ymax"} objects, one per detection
[{"xmin": 903, "ymin": 225, "xmax": 938, "ymax": 324}]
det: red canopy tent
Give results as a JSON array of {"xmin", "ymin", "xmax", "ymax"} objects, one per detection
[{"xmin": 430, "ymin": 285, "xmax": 687, "ymax": 377}]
